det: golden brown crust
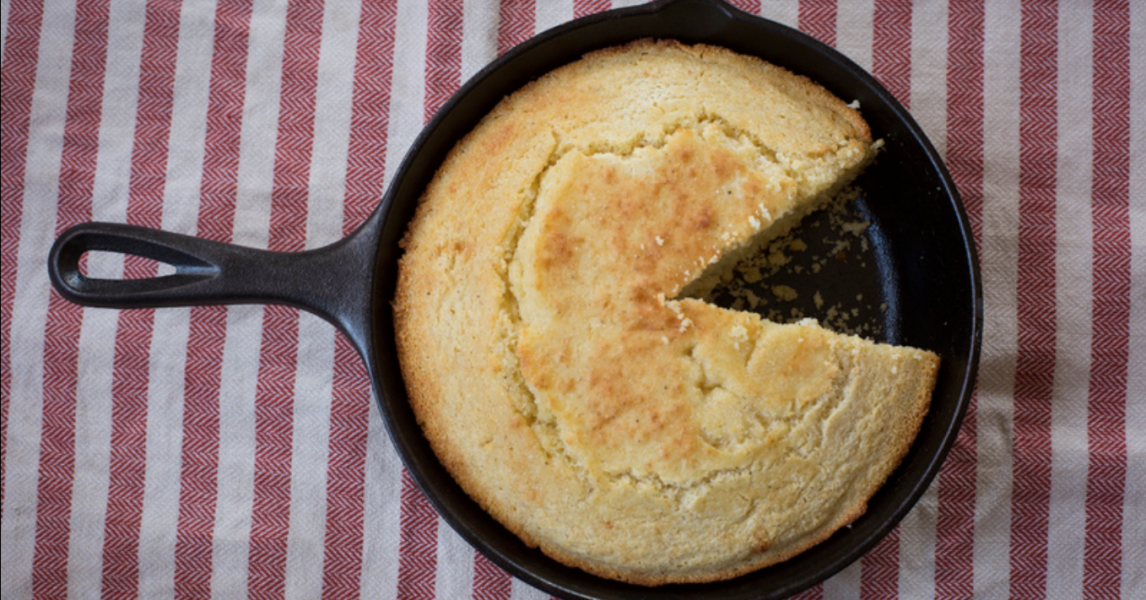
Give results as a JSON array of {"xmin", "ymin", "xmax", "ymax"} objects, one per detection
[{"xmin": 394, "ymin": 39, "xmax": 938, "ymax": 585}]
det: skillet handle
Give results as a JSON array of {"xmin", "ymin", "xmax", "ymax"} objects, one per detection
[{"xmin": 48, "ymin": 222, "xmax": 377, "ymax": 353}]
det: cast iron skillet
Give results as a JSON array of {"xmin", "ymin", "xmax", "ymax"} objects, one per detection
[{"xmin": 48, "ymin": 0, "xmax": 983, "ymax": 597}]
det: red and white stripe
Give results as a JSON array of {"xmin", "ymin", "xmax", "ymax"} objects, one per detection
[
  {"xmin": 316, "ymin": 0, "xmax": 397, "ymax": 598},
  {"xmin": 1011, "ymin": 3, "xmax": 1058, "ymax": 598},
  {"xmin": 1123, "ymin": 6, "xmax": 1146, "ymax": 600},
  {"xmin": 171, "ymin": 1, "xmax": 253, "ymax": 598},
  {"xmin": 245, "ymin": 0, "xmax": 327, "ymax": 596},
  {"xmin": 19, "ymin": 2, "xmax": 112, "ymax": 599},
  {"xmin": 131, "ymin": 0, "xmax": 215, "ymax": 590},
  {"xmin": 936, "ymin": 0, "xmax": 984, "ymax": 598},
  {"xmin": 1, "ymin": 0, "xmax": 50, "ymax": 521},
  {"xmin": 98, "ymin": 1, "xmax": 185, "ymax": 598},
  {"xmin": 1084, "ymin": 2, "xmax": 1131, "ymax": 599},
  {"xmin": 2, "ymin": 0, "xmax": 1143, "ymax": 598},
  {"xmin": 46, "ymin": 2, "xmax": 149, "ymax": 598},
  {"xmin": 208, "ymin": 0, "xmax": 290, "ymax": 595},
  {"xmin": 279, "ymin": 0, "xmax": 366, "ymax": 598}
]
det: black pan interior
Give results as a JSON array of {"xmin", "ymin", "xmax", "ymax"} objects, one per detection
[{"xmin": 365, "ymin": 1, "xmax": 982, "ymax": 598}]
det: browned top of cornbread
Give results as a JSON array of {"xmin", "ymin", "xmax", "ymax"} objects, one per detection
[{"xmin": 393, "ymin": 39, "xmax": 939, "ymax": 585}]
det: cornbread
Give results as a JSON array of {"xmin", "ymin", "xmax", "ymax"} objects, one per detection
[{"xmin": 394, "ymin": 40, "xmax": 940, "ymax": 585}]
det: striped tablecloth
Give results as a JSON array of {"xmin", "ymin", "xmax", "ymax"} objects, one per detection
[{"xmin": 2, "ymin": 0, "xmax": 1142, "ymax": 598}]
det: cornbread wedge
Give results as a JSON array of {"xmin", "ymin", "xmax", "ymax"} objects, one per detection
[{"xmin": 394, "ymin": 39, "xmax": 939, "ymax": 585}]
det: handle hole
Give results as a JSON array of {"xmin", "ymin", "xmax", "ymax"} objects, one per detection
[{"xmin": 79, "ymin": 251, "xmax": 177, "ymax": 280}]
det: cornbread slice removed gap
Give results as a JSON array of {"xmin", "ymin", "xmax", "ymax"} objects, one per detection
[{"xmin": 394, "ymin": 39, "xmax": 939, "ymax": 586}]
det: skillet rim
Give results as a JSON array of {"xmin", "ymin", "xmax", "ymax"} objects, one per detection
[{"xmin": 365, "ymin": 1, "xmax": 984, "ymax": 598}]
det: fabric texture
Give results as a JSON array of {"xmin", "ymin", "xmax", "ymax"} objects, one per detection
[{"xmin": 1, "ymin": 0, "xmax": 1142, "ymax": 598}]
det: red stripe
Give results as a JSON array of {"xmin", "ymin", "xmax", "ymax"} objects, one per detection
[
  {"xmin": 788, "ymin": 583, "xmax": 825, "ymax": 595},
  {"xmin": 788, "ymin": 584, "xmax": 824, "ymax": 599},
  {"xmin": 187, "ymin": 1, "xmax": 252, "ymax": 246},
  {"xmin": 101, "ymin": 308, "xmax": 157, "ymax": 600},
  {"xmin": 1010, "ymin": 1, "xmax": 1058, "ymax": 598},
  {"xmin": 247, "ymin": 304, "xmax": 301, "ymax": 600},
  {"xmin": 172, "ymin": 305, "xmax": 227, "ymax": 599},
  {"xmin": 572, "ymin": 0, "xmax": 609, "ymax": 19},
  {"xmin": 247, "ymin": 0, "xmax": 326, "ymax": 596},
  {"xmin": 98, "ymin": 2, "xmax": 181, "ymax": 596},
  {"xmin": 935, "ymin": 1, "xmax": 985, "ymax": 598},
  {"xmin": 424, "ymin": 0, "xmax": 463, "ymax": 122},
  {"xmin": 172, "ymin": 2, "xmax": 255, "ymax": 597},
  {"xmin": 396, "ymin": 470, "xmax": 437, "ymax": 600},
  {"xmin": 1, "ymin": 0, "xmax": 48, "ymax": 510},
  {"xmin": 860, "ymin": 528, "xmax": 899, "ymax": 599},
  {"xmin": 319, "ymin": 336, "xmax": 371, "ymax": 600},
  {"xmin": 944, "ymin": 0, "xmax": 986, "ymax": 242},
  {"xmin": 1084, "ymin": 1, "xmax": 1130, "ymax": 598},
  {"xmin": 33, "ymin": 295, "xmax": 86, "ymax": 600},
  {"xmin": 496, "ymin": 0, "xmax": 534, "ymax": 57},
  {"xmin": 473, "ymin": 554, "xmax": 512, "ymax": 600},
  {"xmin": 30, "ymin": 1, "xmax": 111, "ymax": 596},
  {"xmin": 798, "ymin": 0, "xmax": 836, "ymax": 48},
  {"xmin": 727, "ymin": 0, "xmax": 762, "ymax": 16},
  {"xmin": 338, "ymin": 0, "xmax": 398, "ymax": 235},
  {"xmin": 264, "ymin": 0, "xmax": 323, "ymax": 257},
  {"xmin": 872, "ymin": 0, "xmax": 912, "ymax": 107},
  {"xmin": 318, "ymin": 1, "xmax": 399, "ymax": 598}
]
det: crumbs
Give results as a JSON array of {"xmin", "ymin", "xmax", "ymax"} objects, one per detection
[
  {"xmin": 770, "ymin": 285, "xmax": 798, "ymax": 301},
  {"xmin": 708, "ymin": 188, "xmax": 886, "ymax": 338}
]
